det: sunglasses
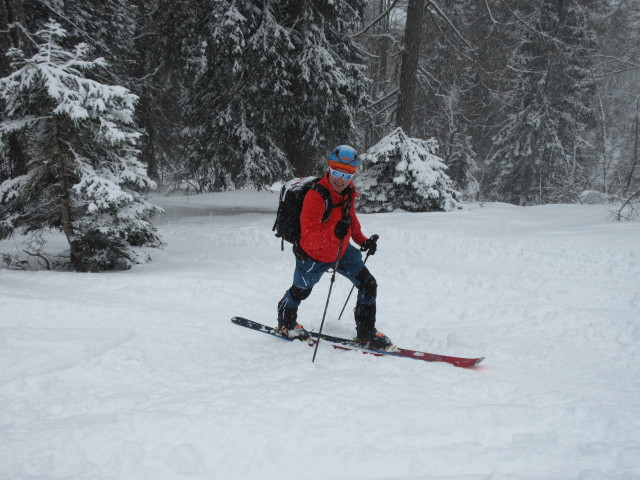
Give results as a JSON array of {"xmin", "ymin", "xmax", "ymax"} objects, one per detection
[{"xmin": 329, "ymin": 167, "xmax": 355, "ymax": 181}]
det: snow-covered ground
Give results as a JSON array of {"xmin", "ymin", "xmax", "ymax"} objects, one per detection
[{"xmin": 1, "ymin": 190, "xmax": 639, "ymax": 480}]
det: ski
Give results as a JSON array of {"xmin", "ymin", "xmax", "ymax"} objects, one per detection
[
  {"xmin": 231, "ymin": 316, "xmax": 484, "ymax": 368},
  {"xmin": 310, "ymin": 329, "xmax": 484, "ymax": 368}
]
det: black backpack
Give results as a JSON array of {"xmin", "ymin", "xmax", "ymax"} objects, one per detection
[{"xmin": 272, "ymin": 176, "xmax": 334, "ymax": 249}]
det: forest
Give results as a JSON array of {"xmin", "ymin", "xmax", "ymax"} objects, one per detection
[
  {"xmin": 1, "ymin": 3, "xmax": 639, "ymax": 475},
  {"xmin": 0, "ymin": 0, "xmax": 639, "ymax": 270}
]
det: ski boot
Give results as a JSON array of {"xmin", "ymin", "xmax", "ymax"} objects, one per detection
[
  {"xmin": 277, "ymin": 299, "xmax": 310, "ymax": 341},
  {"xmin": 355, "ymin": 303, "xmax": 395, "ymax": 351}
]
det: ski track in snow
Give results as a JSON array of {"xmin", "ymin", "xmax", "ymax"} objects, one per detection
[{"xmin": 1, "ymin": 191, "xmax": 639, "ymax": 480}]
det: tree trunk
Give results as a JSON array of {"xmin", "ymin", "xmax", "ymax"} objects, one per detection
[
  {"xmin": 1, "ymin": 0, "xmax": 29, "ymax": 180},
  {"xmin": 132, "ymin": 0, "xmax": 159, "ymax": 181},
  {"xmin": 52, "ymin": 117, "xmax": 84, "ymax": 272},
  {"xmin": 396, "ymin": 0, "xmax": 424, "ymax": 135},
  {"xmin": 626, "ymin": 97, "xmax": 639, "ymax": 193},
  {"xmin": 0, "ymin": 1, "xmax": 12, "ymax": 75},
  {"xmin": 374, "ymin": 0, "xmax": 391, "ymax": 95},
  {"xmin": 2, "ymin": 0, "xmax": 29, "ymax": 54}
]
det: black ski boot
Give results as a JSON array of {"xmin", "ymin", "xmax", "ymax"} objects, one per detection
[
  {"xmin": 355, "ymin": 303, "xmax": 394, "ymax": 350},
  {"xmin": 277, "ymin": 299, "xmax": 310, "ymax": 341}
]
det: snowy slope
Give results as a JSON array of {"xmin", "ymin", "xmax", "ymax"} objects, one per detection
[{"xmin": 1, "ymin": 190, "xmax": 639, "ymax": 480}]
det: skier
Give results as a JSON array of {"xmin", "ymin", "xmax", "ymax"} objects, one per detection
[{"xmin": 277, "ymin": 145, "xmax": 394, "ymax": 350}]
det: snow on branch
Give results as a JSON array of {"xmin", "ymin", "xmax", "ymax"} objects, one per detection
[
  {"xmin": 0, "ymin": 20, "xmax": 163, "ymax": 272},
  {"xmin": 357, "ymin": 127, "xmax": 461, "ymax": 212}
]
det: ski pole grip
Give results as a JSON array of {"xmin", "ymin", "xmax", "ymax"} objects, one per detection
[{"xmin": 360, "ymin": 234, "xmax": 378, "ymax": 252}]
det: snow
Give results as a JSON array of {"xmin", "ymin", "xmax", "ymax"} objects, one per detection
[{"xmin": 1, "ymin": 190, "xmax": 639, "ymax": 480}]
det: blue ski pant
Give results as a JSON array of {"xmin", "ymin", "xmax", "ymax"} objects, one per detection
[{"xmin": 279, "ymin": 244, "xmax": 376, "ymax": 310}]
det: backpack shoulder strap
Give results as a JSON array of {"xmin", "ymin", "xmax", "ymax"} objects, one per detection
[
  {"xmin": 310, "ymin": 181, "xmax": 333, "ymax": 222},
  {"xmin": 340, "ymin": 186, "xmax": 354, "ymax": 222}
]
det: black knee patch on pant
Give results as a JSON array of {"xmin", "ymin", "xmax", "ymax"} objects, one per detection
[
  {"xmin": 289, "ymin": 285, "xmax": 312, "ymax": 301},
  {"xmin": 355, "ymin": 267, "xmax": 377, "ymax": 300}
]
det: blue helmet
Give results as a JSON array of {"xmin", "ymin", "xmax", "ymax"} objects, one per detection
[{"xmin": 328, "ymin": 145, "xmax": 360, "ymax": 172}]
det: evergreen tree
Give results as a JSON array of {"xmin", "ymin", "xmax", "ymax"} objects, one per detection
[
  {"xmin": 21, "ymin": 0, "xmax": 137, "ymax": 75},
  {"xmin": 357, "ymin": 127, "xmax": 460, "ymax": 212},
  {"xmin": 0, "ymin": 0, "xmax": 31, "ymax": 184},
  {"xmin": 0, "ymin": 21, "xmax": 163, "ymax": 271},
  {"xmin": 357, "ymin": 0, "xmax": 400, "ymax": 149},
  {"xmin": 183, "ymin": 0, "xmax": 369, "ymax": 191},
  {"xmin": 485, "ymin": 0, "xmax": 596, "ymax": 204},
  {"xmin": 410, "ymin": 1, "xmax": 492, "ymax": 178},
  {"xmin": 590, "ymin": 1, "xmax": 640, "ymax": 195},
  {"xmin": 127, "ymin": 0, "xmax": 208, "ymax": 186},
  {"xmin": 447, "ymin": 131, "xmax": 479, "ymax": 199}
]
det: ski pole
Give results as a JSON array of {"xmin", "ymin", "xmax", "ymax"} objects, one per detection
[
  {"xmin": 337, "ymin": 252, "xmax": 370, "ymax": 321},
  {"xmin": 312, "ymin": 236, "xmax": 346, "ymax": 363},
  {"xmin": 312, "ymin": 196, "xmax": 352, "ymax": 363}
]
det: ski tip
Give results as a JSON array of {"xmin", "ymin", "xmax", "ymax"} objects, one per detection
[{"xmin": 462, "ymin": 356, "xmax": 485, "ymax": 368}]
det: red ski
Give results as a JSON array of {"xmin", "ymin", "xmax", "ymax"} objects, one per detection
[{"xmin": 231, "ymin": 316, "xmax": 484, "ymax": 368}]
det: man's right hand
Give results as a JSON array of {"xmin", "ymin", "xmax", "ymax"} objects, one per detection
[
  {"xmin": 334, "ymin": 218, "xmax": 350, "ymax": 239},
  {"xmin": 360, "ymin": 234, "xmax": 379, "ymax": 255}
]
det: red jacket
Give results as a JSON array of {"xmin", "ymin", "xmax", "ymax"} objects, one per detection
[{"xmin": 299, "ymin": 173, "xmax": 367, "ymax": 262}]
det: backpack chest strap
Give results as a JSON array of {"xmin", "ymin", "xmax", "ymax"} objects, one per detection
[{"xmin": 312, "ymin": 183, "xmax": 352, "ymax": 222}]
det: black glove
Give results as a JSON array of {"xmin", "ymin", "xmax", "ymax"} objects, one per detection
[
  {"xmin": 334, "ymin": 218, "xmax": 351, "ymax": 240},
  {"xmin": 360, "ymin": 234, "xmax": 379, "ymax": 255}
]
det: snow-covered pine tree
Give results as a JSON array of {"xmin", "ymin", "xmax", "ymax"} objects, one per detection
[
  {"xmin": 486, "ymin": 0, "xmax": 596, "ymax": 205},
  {"xmin": 357, "ymin": 128, "xmax": 460, "ymax": 212},
  {"xmin": 447, "ymin": 131, "xmax": 479, "ymax": 200},
  {"xmin": 182, "ymin": 0, "xmax": 369, "ymax": 191},
  {"xmin": 0, "ymin": 21, "xmax": 163, "ymax": 272},
  {"xmin": 0, "ymin": 0, "xmax": 140, "ymax": 184}
]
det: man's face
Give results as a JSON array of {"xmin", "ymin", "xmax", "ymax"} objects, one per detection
[{"xmin": 327, "ymin": 167, "xmax": 354, "ymax": 193}]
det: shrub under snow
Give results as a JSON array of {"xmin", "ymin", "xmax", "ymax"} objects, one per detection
[{"xmin": 357, "ymin": 128, "xmax": 461, "ymax": 213}]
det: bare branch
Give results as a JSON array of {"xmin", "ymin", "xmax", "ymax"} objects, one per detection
[
  {"xmin": 425, "ymin": 0, "xmax": 473, "ymax": 50},
  {"xmin": 137, "ymin": 62, "xmax": 164, "ymax": 82},
  {"xmin": 612, "ymin": 189, "xmax": 640, "ymax": 221},
  {"xmin": 425, "ymin": 9, "xmax": 476, "ymax": 65},
  {"xmin": 367, "ymin": 88, "xmax": 399, "ymax": 109},
  {"xmin": 501, "ymin": 2, "xmax": 571, "ymax": 49},
  {"xmin": 592, "ymin": 54, "xmax": 640, "ymax": 71},
  {"xmin": 352, "ymin": 42, "xmax": 379, "ymax": 60},
  {"xmin": 483, "ymin": 0, "xmax": 499, "ymax": 25},
  {"xmin": 23, "ymin": 250, "xmax": 52, "ymax": 270},
  {"xmin": 373, "ymin": 99, "xmax": 398, "ymax": 118},
  {"xmin": 7, "ymin": 23, "xmax": 39, "ymax": 49},
  {"xmin": 351, "ymin": 0, "xmax": 400, "ymax": 39}
]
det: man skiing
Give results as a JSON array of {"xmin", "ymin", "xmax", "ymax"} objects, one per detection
[{"xmin": 277, "ymin": 145, "xmax": 394, "ymax": 350}]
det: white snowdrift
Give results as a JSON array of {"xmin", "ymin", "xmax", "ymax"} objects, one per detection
[{"xmin": 1, "ymin": 190, "xmax": 639, "ymax": 480}]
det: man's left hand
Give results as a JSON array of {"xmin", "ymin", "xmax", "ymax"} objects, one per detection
[{"xmin": 361, "ymin": 234, "xmax": 379, "ymax": 255}]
